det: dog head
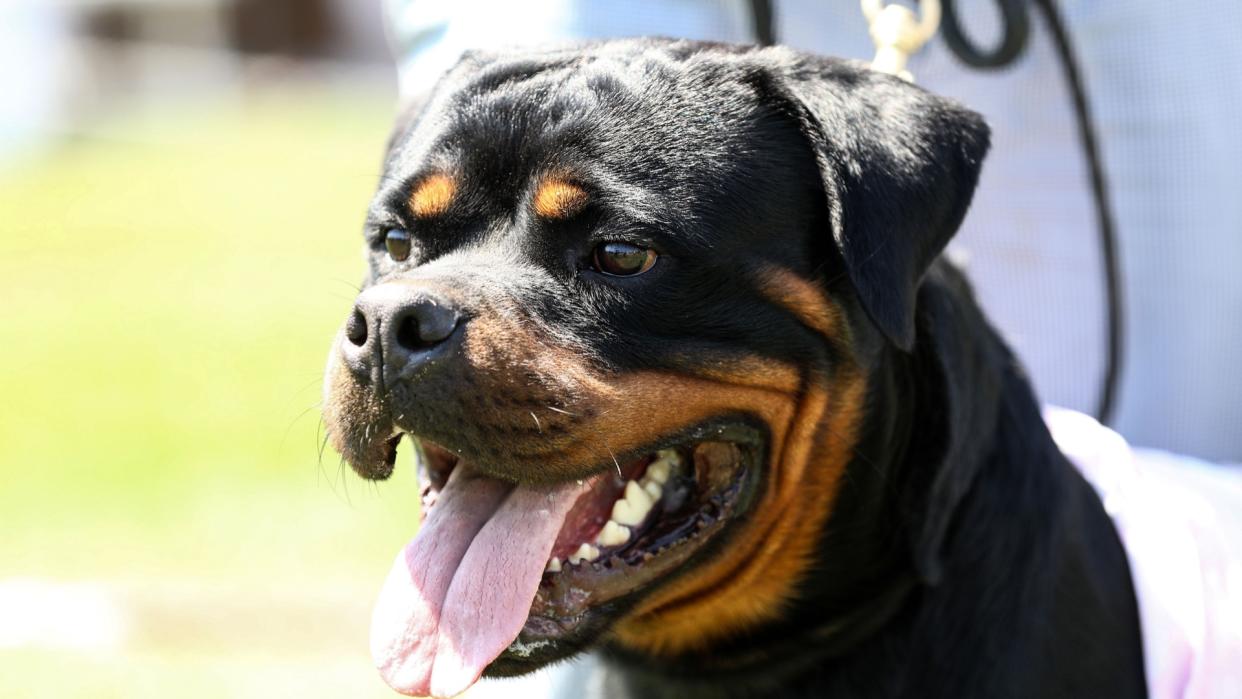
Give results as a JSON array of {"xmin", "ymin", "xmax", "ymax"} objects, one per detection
[{"xmin": 322, "ymin": 39, "xmax": 988, "ymax": 697}]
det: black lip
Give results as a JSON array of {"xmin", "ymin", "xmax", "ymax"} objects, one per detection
[
  {"xmin": 382, "ymin": 434, "xmax": 402, "ymax": 472},
  {"xmin": 409, "ymin": 412, "xmax": 770, "ymax": 488}
]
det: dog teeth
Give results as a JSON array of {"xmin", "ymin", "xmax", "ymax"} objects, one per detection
[
  {"xmin": 596, "ymin": 520, "xmax": 631, "ymax": 547},
  {"xmin": 626, "ymin": 479, "xmax": 651, "ymax": 504},
  {"xmin": 569, "ymin": 543, "xmax": 600, "ymax": 565},
  {"xmin": 646, "ymin": 462, "xmax": 670, "ymax": 484},
  {"xmin": 646, "ymin": 451, "xmax": 680, "ymax": 484},
  {"xmin": 555, "ymin": 452, "xmax": 682, "ymax": 569},
  {"xmin": 611, "ymin": 480, "xmax": 655, "ymax": 526}
]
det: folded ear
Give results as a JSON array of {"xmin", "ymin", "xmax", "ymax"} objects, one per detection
[{"xmin": 763, "ymin": 54, "xmax": 990, "ymax": 350}]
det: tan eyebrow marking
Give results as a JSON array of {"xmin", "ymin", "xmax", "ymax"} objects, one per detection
[
  {"xmin": 533, "ymin": 178, "xmax": 589, "ymax": 220},
  {"xmin": 409, "ymin": 174, "xmax": 457, "ymax": 218}
]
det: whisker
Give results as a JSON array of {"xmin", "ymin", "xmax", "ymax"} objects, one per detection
[
  {"xmin": 606, "ymin": 444, "xmax": 622, "ymax": 479},
  {"xmin": 280, "ymin": 402, "xmax": 323, "ymax": 453},
  {"xmin": 338, "ymin": 456, "xmax": 353, "ymax": 505},
  {"xmin": 329, "ymin": 277, "xmax": 364, "ymax": 294},
  {"xmin": 317, "ymin": 421, "xmax": 330, "ymax": 465}
]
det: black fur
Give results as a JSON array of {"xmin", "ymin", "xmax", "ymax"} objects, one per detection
[
  {"xmin": 354, "ymin": 38, "xmax": 1146, "ymax": 697},
  {"xmin": 603, "ymin": 261, "xmax": 1146, "ymax": 698}
]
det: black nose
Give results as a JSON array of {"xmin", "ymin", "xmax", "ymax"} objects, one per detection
[{"xmin": 340, "ymin": 283, "xmax": 463, "ymax": 386}]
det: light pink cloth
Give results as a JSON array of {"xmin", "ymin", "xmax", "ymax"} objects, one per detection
[{"xmin": 1044, "ymin": 407, "xmax": 1242, "ymax": 698}]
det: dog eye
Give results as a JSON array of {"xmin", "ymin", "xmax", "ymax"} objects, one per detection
[
  {"xmin": 384, "ymin": 228, "xmax": 412, "ymax": 262},
  {"xmin": 592, "ymin": 242, "xmax": 657, "ymax": 277}
]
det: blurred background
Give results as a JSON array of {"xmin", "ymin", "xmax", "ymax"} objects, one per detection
[
  {"xmin": 1, "ymin": 1, "xmax": 1239, "ymax": 697},
  {"xmin": 1, "ymin": 1, "xmax": 413, "ymax": 697}
]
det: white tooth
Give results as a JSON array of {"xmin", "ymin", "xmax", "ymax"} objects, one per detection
[
  {"xmin": 626, "ymin": 479, "xmax": 653, "ymax": 506},
  {"xmin": 611, "ymin": 500, "xmax": 638, "ymax": 526},
  {"xmin": 545, "ymin": 557, "xmax": 561, "ymax": 573},
  {"xmin": 611, "ymin": 480, "xmax": 654, "ymax": 526},
  {"xmin": 646, "ymin": 459, "xmax": 672, "ymax": 484},
  {"xmin": 569, "ymin": 543, "xmax": 600, "ymax": 564},
  {"xmin": 643, "ymin": 481, "xmax": 663, "ymax": 501},
  {"xmin": 596, "ymin": 521, "xmax": 631, "ymax": 547}
]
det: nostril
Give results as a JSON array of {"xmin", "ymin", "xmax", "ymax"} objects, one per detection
[
  {"xmin": 396, "ymin": 315, "xmax": 425, "ymax": 351},
  {"xmin": 345, "ymin": 309, "xmax": 368, "ymax": 347}
]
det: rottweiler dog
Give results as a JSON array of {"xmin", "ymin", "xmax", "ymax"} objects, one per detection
[{"xmin": 322, "ymin": 39, "xmax": 1147, "ymax": 698}]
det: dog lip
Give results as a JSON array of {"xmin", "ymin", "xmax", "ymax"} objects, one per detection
[
  {"xmin": 488, "ymin": 420, "xmax": 767, "ymax": 664},
  {"xmin": 380, "ymin": 419, "xmax": 765, "ymax": 682}
]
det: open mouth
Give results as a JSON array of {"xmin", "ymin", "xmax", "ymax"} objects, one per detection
[{"xmin": 369, "ymin": 420, "xmax": 765, "ymax": 697}]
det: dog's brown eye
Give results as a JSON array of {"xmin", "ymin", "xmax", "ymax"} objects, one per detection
[
  {"xmin": 592, "ymin": 242, "xmax": 657, "ymax": 277},
  {"xmin": 385, "ymin": 228, "xmax": 412, "ymax": 262}
]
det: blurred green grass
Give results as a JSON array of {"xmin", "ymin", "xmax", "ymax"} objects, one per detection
[{"xmin": 0, "ymin": 89, "xmax": 424, "ymax": 697}]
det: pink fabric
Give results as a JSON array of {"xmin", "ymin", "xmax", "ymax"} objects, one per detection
[{"xmin": 1044, "ymin": 407, "xmax": 1242, "ymax": 698}]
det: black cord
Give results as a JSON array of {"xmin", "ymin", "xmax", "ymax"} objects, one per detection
[
  {"xmin": 749, "ymin": 0, "xmax": 775, "ymax": 46},
  {"xmin": 1029, "ymin": 0, "xmax": 1123, "ymax": 424},
  {"xmin": 929, "ymin": 0, "xmax": 1124, "ymax": 424},
  {"xmin": 940, "ymin": 0, "xmax": 1124, "ymax": 424},
  {"xmin": 749, "ymin": 0, "xmax": 1123, "ymax": 425},
  {"xmin": 940, "ymin": 0, "xmax": 1030, "ymax": 67}
]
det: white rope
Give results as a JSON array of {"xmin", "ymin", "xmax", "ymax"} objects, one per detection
[{"xmin": 861, "ymin": 0, "xmax": 941, "ymax": 82}]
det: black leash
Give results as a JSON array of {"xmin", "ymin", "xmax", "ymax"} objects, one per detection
[
  {"xmin": 748, "ymin": 0, "xmax": 775, "ymax": 46},
  {"xmin": 938, "ymin": 0, "xmax": 1123, "ymax": 425},
  {"xmin": 939, "ymin": 0, "xmax": 1029, "ymax": 67},
  {"xmin": 1037, "ymin": 0, "xmax": 1123, "ymax": 425},
  {"xmin": 751, "ymin": 0, "xmax": 1123, "ymax": 425}
]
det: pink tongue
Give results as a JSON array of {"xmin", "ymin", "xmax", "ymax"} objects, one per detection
[{"xmin": 370, "ymin": 466, "xmax": 589, "ymax": 698}]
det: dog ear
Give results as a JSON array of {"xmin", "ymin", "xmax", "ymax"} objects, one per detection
[
  {"xmin": 763, "ymin": 54, "xmax": 989, "ymax": 350},
  {"xmin": 904, "ymin": 262, "xmax": 1007, "ymax": 584}
]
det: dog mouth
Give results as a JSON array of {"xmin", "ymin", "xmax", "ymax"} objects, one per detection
[{"xmin": 369, "ymin": 420, "xmax": 764, "ymax": 697}]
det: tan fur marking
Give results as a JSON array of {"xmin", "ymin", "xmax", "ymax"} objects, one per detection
[
  {"xmin": 409, "ymin": 174, "xmax": 456, "ymax": 218},
  {"xmin": 610, "ymin": 373, "xmax": 865, "ymax": 654},
  {"xmin": 759, "ymin": 266, "xmax": 844, "ymax": 340},
  {"xmin": 606, "ymin": 269, "xmax": 866, "ymax": 654},
  {"xmin": 533, "ymin": 179, "xmax": 588, "ymax": 220}
]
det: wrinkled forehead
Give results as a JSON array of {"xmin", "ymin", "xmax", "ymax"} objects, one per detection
[{"xmin": 378, "ymin": 47, "xmax": 792, "ymax": 214}]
